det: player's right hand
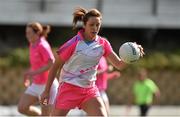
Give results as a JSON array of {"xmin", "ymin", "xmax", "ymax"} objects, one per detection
[
  {"xmin": 112, "ymin": 71, "xmax": 121, "ymax": 78},
  {"xmin": 40, "ymin": 91, "xmax": 49, "ymax": 106},
  {"xmin": 23, "ymin": 75, "xmax": 30, "ymax": 87}
]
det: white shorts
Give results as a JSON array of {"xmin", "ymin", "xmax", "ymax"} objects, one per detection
[
  {"xmin": 99, "ymin": 90, "xmax": 109, "ymax": 102},
  {"xmin": 25, "ymin": 79, "xmax": 59, "ymax": 105}
]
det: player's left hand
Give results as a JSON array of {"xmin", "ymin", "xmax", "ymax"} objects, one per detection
[{"xmin": 136, "ymin": 43, "xmax": 145, "ymax": 57}]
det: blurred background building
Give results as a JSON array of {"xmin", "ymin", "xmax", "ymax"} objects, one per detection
[{"xmin": 0, "ymin": 0, "xmax": 180, "ymax": 28}]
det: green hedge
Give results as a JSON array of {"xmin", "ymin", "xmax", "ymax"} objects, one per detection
[
  {"xmin": 132, "ymin": 51, "xmax": 180, "ymax": 70},
  {"xmin": 0, "ymin": 48, "xmax": 29, "ymax": 69},
  {"xmin": 0, "ymin": 48, "xmax": 180, "ymax": 70}
]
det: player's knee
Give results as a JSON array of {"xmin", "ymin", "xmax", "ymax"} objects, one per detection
[
  {"xmin": 41, "ymin": 106, "xmax": 51, "ymax": 116},
  {"xmin": 85, "ymin": 106, "xmax": 107, "ymax": 117},
  {"xmin": 18, "ymin": 104, "xmax": 29, "ymax": 114},
  {"xmin": 93, "ymin": 108, "xmax": 107, "ymax": 117}
]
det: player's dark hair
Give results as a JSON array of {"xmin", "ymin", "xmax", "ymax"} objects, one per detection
[{"xmin": 72, "ymin": 7, "xmax": 102, "ymax": 30}]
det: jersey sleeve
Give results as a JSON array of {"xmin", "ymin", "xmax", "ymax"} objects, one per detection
[
  {"xmin": 57, "ymin": 36, "xmax": 79, "ymax": 62},
  {"xmin": 148, "ymin": 79, "xmax": 158, "ymax": 93},
  {"xmin": 102, "ymin": 39, "xmax": 113, "ymax": 57},
  {"xmin": 39, "ymin": 44, "xmax": 54, "ymax": 63}
]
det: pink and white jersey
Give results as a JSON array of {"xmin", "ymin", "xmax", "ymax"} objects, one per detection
[
  {"xmin": 57, "ymin": 30, "xmax": 113, "ymax": 88},
  {"xmin": 30, "ymin": 37, "xmax": 55, "ymax": 84}
]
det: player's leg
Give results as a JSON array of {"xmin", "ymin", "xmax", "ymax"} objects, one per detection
[
  {"xmin": 140, "ymin": 104, "xmax": 150, "ymax": 116},
  {"xmin": 18, "ymin": 93, "xmax": 40, "ymax": 116},
  {"xmin": 41, "ymin": 79, "xmax": 59, "ymax": 115},
  {"xmin": 81, "ymin": 96, "xmax": 107, "ymax": 117},
  {"xmin": 100, "ymin": 90, "xmax": 110, "ymax": 115},
  {"xmin": 41, "ymin": 105, "xmax": 51, "ymax": 116}
]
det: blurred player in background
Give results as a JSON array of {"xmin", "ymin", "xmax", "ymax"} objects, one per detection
[
  {"xmin": 18, "ymin": 22, "xmax": 58, "ymax": 116},
  {"xmin": 127, "ymin": 68, "xmax": 160, "ymax": 116},
  {"xmin": 96, "ymin": 56, "xmax": 121, "ymax": 115}
]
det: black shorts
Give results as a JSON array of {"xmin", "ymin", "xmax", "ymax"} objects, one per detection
[{"xmin": 139, "ymin": 104, "xmax": 150, "ymax": 116}]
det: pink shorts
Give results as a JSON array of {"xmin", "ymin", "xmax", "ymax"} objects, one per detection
[{"xmin": 54, "ymin": 82, "xmax": 100, "ymax": 110}]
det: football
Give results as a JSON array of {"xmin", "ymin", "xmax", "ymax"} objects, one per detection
[{"xmin": 119, "ymin": 42, "xmax": 141, "ymax": 64}]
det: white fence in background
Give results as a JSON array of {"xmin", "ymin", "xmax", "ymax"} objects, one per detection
[{"xmin": 0, "ymin": 0, "xmax": 180, "ymax": 28}]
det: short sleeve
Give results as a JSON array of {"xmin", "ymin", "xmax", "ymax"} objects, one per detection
[
  {"xmin": 101, "ymin": 38, "xmax": 113, "ymax": 57},
  {"xmin": 147, "ymin": 79, "xmax": 158, "ymax": 93},
  {"xmin": 39, "ymin": 44, "xmax": 54, "ymax": 63},
  {"xmin": 148, "ymin": 79, "xmax": 158, "ymax": 93},
  {"xmin": 57, "ymin": 36, "xmax": 79, "ymax": 62}
]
